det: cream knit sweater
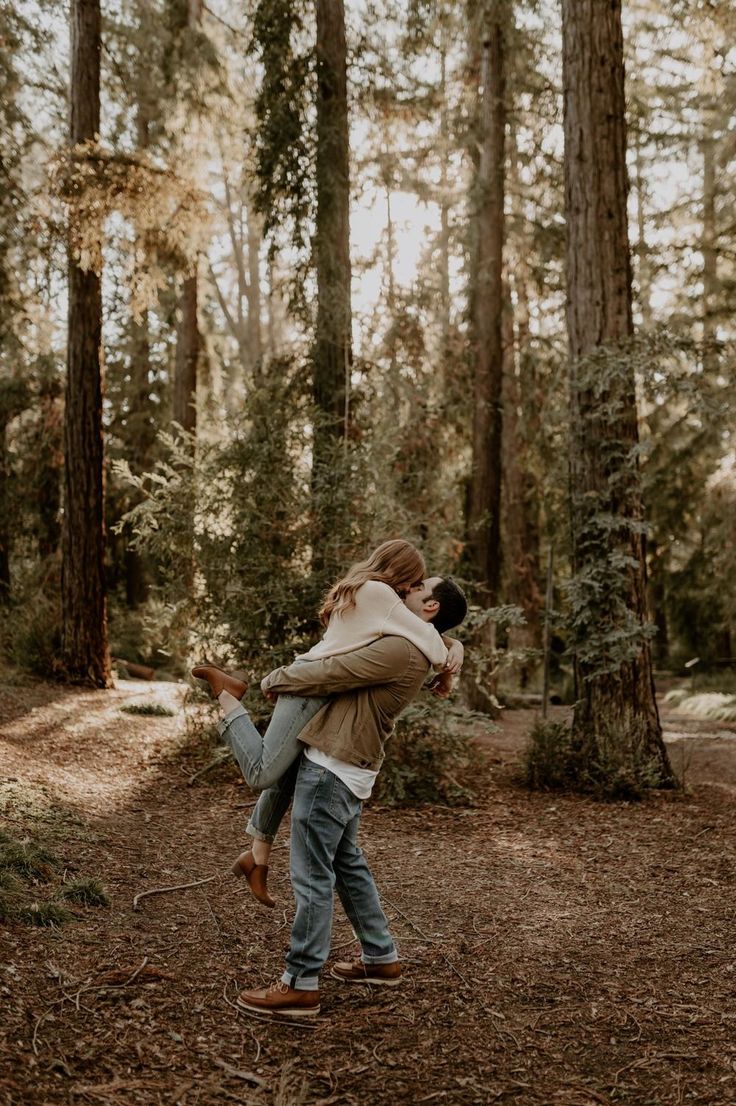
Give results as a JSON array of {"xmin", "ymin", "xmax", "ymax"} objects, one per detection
[{"xmin": 297, "ymin": 579, "xmax": 448, "ymax": 668}]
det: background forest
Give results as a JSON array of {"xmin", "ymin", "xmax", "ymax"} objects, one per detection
[{"xmin": 1, "ymin": 0, "xmax": 734, "ymax": 728}]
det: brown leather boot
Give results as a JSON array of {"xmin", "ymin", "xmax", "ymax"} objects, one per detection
[
  {"xmin": 232, "ymin": 849, "xmax": 276, "ymax": 909},
  {"xmin": 330, "ymin": 959, "xmax": 402, "ymax": 986},
  {"xmin": 191, "ymin": 664, "xmax": 248, "ymax": 700},
  {"xmin": 236, "ymin": 981, "xmax": 320, "ymax": 1019}
]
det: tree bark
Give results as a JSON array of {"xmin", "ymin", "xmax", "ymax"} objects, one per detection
[
  {"xmin": 172, "ymin": 267, "xmax": 199, "ymax": 435},
  {"xmin": 503, "ymin": 120, "xmax": 542, "ymax": 682},
  {"xmin": 37, "ymin": 372, "xmax": 63, "ymax": 561},
  {"xmin": 562, "ymin": 0, "xmax": 672, "ymax": 783},
  {"xmin": 61, "ymin": 0, "xmax": 110, "ymax": 686},
  {"xmin": 312, "ymin": 0, "xmax": 352, "ymax": 569},
  {"xmin": 467, "ymin": 10, "xmax": 506, "ymax": 607},
  {"xmin": 0, "ymin": 415, "xmax": 9, "ymax": 603}
]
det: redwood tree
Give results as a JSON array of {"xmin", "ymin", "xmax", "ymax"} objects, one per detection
[
  {"xmin": 312, "ymin": 0, "xmax": 351, "ymax": 565},
  {"xmin": 61, "ymin": 0, "xmax": 110, "ymax": 686},
  {"xmin": 467, "ymin": 6, "xmax": 506, "ymax": 606},
  {"xmin": 561, "ymin": 0, "xmax": 672, "ymax": 785}
]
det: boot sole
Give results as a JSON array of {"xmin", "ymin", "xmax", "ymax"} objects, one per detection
[
  {"xmin": 329, "ymin": 969, "xmax": 401, "ymax": 986},
  {"xmin": 236, "ymin": 997, "xmax": 320, "ymax": 1018}
]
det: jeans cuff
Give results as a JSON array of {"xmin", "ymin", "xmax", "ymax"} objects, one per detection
[
  {"xmin": 362, "ymin": 948, "xmax": 398, "ymax": 965},
  {"xmin": 282, "ymin": 971, "xmax": 320, "ymax": 992},
  {"xmin": 217, "ymin": 704, "xmax": 249, "ymax": 736},
  {"xmin": 246, "ymin": 820, "xmax": 275, "ymax": 845}
]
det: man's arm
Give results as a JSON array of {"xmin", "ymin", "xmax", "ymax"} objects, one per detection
[{"xmin": 262, "ymin": 637, "xmax": 416, "ymax": 699}]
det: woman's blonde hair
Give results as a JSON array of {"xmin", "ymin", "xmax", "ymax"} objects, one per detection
[{"xmin": 318, "ymin": 540, "xmax": 426, "ymax": 626}]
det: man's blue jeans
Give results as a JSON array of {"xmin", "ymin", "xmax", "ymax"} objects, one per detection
[
  {"xmin": 217, "ymin": 689, "xmax": 327, "ymax": 843},
  {"xmin": 281, "ymin": 757, "xmax": 398, "ymax": 992}
]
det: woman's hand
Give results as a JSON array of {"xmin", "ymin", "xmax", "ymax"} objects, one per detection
[{"xmin": 443, "ymin": 638, "xmax": 464, "ymax": 675}]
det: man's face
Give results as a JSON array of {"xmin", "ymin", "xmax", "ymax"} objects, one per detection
[{"xmin": 404, "ymin": 576, "xmax": 443, "ymax": 621}]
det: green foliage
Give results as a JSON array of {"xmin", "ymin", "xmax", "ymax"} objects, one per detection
[
  {"xmin": 0, "ymin": 585, "xmax": 62, "ymax": 679},
  {"xmin": 0, "ymin": 838, "xmax": 58, "ymax": 881},
  {"xmin": 59, "ymin": 878, "xmax": 109, "ymax": 907},
  {"xmin": 0, "ymin": 830, "xmax": 108, "ymax": 927},
  {"xmin": 522, "ymin": 720, "xmax": 576, "ymax": 791},
  {"xmin": 664, "ymin": 689, "xmax": 736, "ymax": 723},
  {"xmin": 374, "ymin": 698, "xmax": 489, "ymax": 807},
  {"xmin": 251, "ymin": 0, "xmax": 314, "ymax": 291},
  {"xmin": 117, "ymin": 363, "xmax": 377, "ymax": 668},
  {"xmin": 119, "ymin": 702, "xmax": 176, "ymax": 717},
  {"xmin": 20, "ymin": 901, "xmax": 73, "ymax": 927},
  {"xmin": 522, "ymin": 717, "xmax": 667, "ymax": 800},
  {"xmin": 566, "ymin": 337, "xmax": 659, "ymax": 683}
]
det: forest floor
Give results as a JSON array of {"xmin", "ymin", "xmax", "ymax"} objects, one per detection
[{"xmin": 1, "ymin": 675, "xmax": 735, "ymax": 1106}]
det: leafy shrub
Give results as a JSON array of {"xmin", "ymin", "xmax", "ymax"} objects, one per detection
[
  {"xmin": 522, "ymin": 717, "xmax": 666, "ymax": 799},
  {"xmin": 522, "ymin": 720, "xmax": 577, "ymax": 791},
  {"xmin": 0, "ymin": 588, "xmax": 62, "ymax": 679},
  {"xmin": 374, "ymin": 699, "xmax": 490, "ymax": 807}
]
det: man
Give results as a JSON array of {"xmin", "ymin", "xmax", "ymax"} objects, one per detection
[{"xmin": 237, "ymin": 575, "xmax": 467, "ymax": 1019}]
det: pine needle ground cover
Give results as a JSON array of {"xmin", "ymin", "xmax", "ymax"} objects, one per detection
[{"xmin": 1, "ymin": 679, "xmax": 735, "ymax": 1106}]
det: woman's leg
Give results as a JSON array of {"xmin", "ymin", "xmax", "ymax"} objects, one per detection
[
  {"xmin": 218, "ymin": 692, "xmax": 327, "ymax": 791},
  {"xmin": 246, "ymin": 753, "xmax": 302, "ymax": 852}
]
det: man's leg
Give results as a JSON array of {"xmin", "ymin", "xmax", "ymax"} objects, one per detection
[
  {"xmin": 282, "ymin": 761, "xmax": 361, "ymax": 989},
  {"xmin": 331, "ymin": 812, "xmax": 401, "ymax": 983},
  {"xmin": 237, "ymin": 761, "xmax": 360, "ymax": 1017}
]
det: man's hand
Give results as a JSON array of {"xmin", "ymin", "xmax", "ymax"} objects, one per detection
[
  {"xmin": 428, "ymin": 670, "xmax": 454, "ymax": 699},
  {"xmin": 443, "ymin": 639, "xmax": 464, "ymax": 675}
]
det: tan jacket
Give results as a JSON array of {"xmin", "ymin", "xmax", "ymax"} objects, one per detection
[{"xmin": 261, "ymin": 636, "xmax": 430, "ymax": 771}]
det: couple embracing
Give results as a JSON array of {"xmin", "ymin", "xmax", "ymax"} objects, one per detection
[{"xmin": 193, "ymin": 539, "xmax": 467, "ymax": 1020}]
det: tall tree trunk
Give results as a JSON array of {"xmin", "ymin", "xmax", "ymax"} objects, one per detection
[
  {"xmin": 124, "ymin": 107, "xmax": 155, "ymax": 608},
  {"xmin": 172, "ymin": 266, "xmax": 199, "ymax": 435},
  {"xmin": 503, "ymin": 120, "xmax": 542, "ymax": 684},
  {"xmin": 561, "ymin": 0, "xmax": 672, "ymax": 784},
  {"xmin": 633, "ymin": 132, "xmax": 652, "ymax": 326},
  {"xmin": 312, "ymin": 0, "xmax": 351, "ymax": 571},
  {"xmin": 467, "ymin": 10, "xmax": 506, "ymax": 607},
  {"xmin": 61, "ymin": 0, "xmax": 110, "ymax": 686},
  {"xmin": 37, "ymin": 372, "xmax": 63, "ymax": 561},
  {"xmin": 701, "ymin": 129, "xmax": 717, "ymax": 373},
  {"xmin": 461, "ymin": 7, "xmax": 507, "ymax": 715},
  {"xmin": 0, "ymin": 414, "xmax": 9, "ymax": 603},
  {"xmin": 438, "ymin": 28, "xmax": 451, "ymax": 355},
  {"xmin": 246, "ymin": 206, "xmax": 263, "ymax": 370}
]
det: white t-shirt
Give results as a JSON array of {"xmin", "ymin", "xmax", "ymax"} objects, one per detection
[
  {"xmin": 305, "ymin": 747, "xmax": 378, "ymax": 799},
  {"xmin": 297, "ymin": 579, "xmax": 447, "ymax": 668}
]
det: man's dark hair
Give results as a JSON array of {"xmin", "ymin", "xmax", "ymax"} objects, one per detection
[{"xmin": 429, "ymin": 576, "xmax": 468, "ymax": 634}]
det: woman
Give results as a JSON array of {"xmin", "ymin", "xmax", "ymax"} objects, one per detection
[{"xmin": 192, "ymin": 540, "xmax": 463, "ymax": 904}]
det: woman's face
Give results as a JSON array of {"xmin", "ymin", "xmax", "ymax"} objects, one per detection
[{"xmin": 395, "ymin": 576, "xmax": 425, "ymax": 599}]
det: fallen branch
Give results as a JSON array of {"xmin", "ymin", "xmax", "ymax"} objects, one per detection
[
  {"xmin": 112, "ymin": 657, "xmax": 155, "ymax": 680},
  {"xmin": 213, "ymin": 1058, "xmax": 269, "ymax": 1088},
  {"xmin": 133, "ymin": 875, "xmax": 218, "ymax": 911}
]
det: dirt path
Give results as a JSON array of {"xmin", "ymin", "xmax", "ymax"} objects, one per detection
[{"xmin": 1, "ymin": 679, "xmax": 735, "ymax": 1106}]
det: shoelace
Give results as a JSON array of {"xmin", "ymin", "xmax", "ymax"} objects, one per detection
[{"xmin": 268, "ymin": 981, "xmax": 290, "ymax": 995}]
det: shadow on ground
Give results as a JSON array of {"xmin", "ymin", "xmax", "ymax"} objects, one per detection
[{"xmin": 1, "ymin": 677, "xmax": 735, "ymax": 1106}]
